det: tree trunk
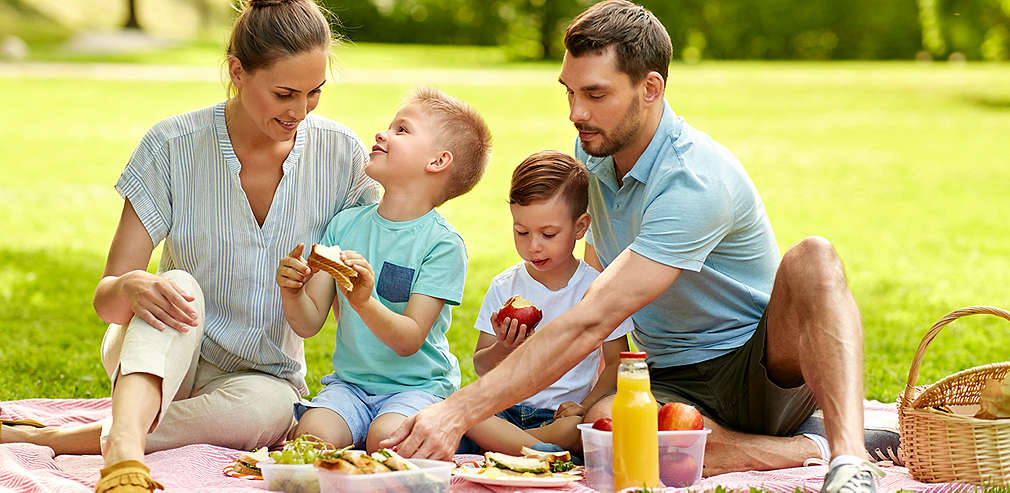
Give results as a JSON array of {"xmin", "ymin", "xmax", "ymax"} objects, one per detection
[{"xmin": 124, "ymin": 0, "xmax": 141, "ymax": 30}]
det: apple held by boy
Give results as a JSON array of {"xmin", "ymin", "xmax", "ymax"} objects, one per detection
[{"xmin": 498, "ymin": 295, "xmax": 543, "ymax": 331}]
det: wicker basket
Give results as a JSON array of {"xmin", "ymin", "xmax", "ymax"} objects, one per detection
[{"xmin": 898, "ymin": 306, "xmax": 1010, "ymax": 485}]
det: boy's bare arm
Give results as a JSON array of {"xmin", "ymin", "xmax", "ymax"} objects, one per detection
[
  {"xmin": 277, "ymin": 243, "xmax": 336, "ymax": 338},
  {"xmin": 351, "ymin": 293, "xmax": 443, "ymax": 356}
]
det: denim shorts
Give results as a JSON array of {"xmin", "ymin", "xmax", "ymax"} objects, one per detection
[
  {"xmin": 293, "ymin": 375, "xmax": 443, "ymax": 447},
  {"xmin": 497, "ymin": 404, "xmax": 556, "ymax": 430}
]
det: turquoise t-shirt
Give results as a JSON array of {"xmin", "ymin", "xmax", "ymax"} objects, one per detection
[
  {"xmin": 320, "ymin": 204, "xmax": 465, "ymax": 398},
  {"xmin": 578, "ymin": 101, "xmax": 780, "ymax": 368}
]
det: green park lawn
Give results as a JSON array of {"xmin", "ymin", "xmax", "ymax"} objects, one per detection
[{"xmin": 1, "ymin": 43, "xmax": 1009, "ymax": 406}]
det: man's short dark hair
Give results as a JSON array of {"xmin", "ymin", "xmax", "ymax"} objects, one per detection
[{"xmin": 563, "ymin": 0, "xmax": 672, "ymax": 83}]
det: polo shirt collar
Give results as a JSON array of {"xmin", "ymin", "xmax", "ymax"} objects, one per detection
[{"xmin": 625, "ymin": 100, "xmax": 681, "ymax": 184}]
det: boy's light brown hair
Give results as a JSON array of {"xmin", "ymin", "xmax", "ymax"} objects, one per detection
[
  {"xmin": 563, "ymin": 0, "xmax": 672, "ymax": 83},
  {"xmin": 509, "ymin": 150, "xmax": 589, "ymax": 220},
  {"xmin": 406, "ymin": 87, "xmax": 492, "ymax": 205}
]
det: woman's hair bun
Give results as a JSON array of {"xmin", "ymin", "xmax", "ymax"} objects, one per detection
[{"xmin": 249, "ymin": 0, "xmax": 294, "ymax": 7}]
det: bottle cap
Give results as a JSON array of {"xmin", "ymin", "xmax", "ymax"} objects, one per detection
[{"xmin": 619, "ymin": 351, "xmax": 647, "ymax": 359}]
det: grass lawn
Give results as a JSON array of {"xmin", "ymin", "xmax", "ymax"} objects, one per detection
[{"xmin": 2, "ymin": 43, "xmax": 1009, "ymax": 408}]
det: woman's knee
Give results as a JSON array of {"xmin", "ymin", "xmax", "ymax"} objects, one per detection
[{"xmin": 161, "ymin": 270, "xmax": 204, "ymax": 303}]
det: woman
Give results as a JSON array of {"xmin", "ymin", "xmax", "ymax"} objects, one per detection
[{"xmin": 0, "ymin": 1, "xmax": 378, "ymax": 491}]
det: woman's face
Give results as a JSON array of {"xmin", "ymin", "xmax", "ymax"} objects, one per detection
[{"xmin": 229, "ymin": 48, "xmax": 328, "ymax": 142}]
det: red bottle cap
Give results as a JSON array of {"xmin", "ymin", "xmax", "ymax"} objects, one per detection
[{"xmin": 619, "ymin": 351, "xmax": 647, "ymax": 358}]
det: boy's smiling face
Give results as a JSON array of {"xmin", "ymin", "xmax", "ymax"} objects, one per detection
[
  {"xmin": 511, "ymin": 193, "xmax": 590, "ymax": 275},
  {"xmin": 367, "ymin": 102, "xmax": 445, "ymax": 185}
]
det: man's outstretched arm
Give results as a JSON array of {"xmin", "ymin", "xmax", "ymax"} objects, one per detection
[{"xmin": 380, "ymin": 248, "xmax": 681, "ymax": 459}]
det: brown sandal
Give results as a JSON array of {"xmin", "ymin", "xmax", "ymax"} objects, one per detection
[{"xmin": 94, "ymin": 460, "xmax": 164, "ymax": 493}]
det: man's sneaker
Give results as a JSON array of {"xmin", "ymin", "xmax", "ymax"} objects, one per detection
[
  {"xmin": 819, "ymin": 460, "xmax": 885, "ymax": 493},
  {"xmin": 793, "ymin": 416, "xmax": 904, "ymax": 466}
]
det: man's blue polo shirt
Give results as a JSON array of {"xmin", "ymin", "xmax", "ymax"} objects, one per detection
[{"xmin": 577, "ymin": 101, "xmax": 780, "ymax": 368}]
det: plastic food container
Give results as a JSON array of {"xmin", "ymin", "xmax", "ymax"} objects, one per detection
[
  {"xmin": 578, "ymin": 423, "xmax": 711, "ymax": 492},
  {"xmin": 260, "ymin": 460, "xmax": 319, "ymax": 493},
  {"xmin": 316, "ymin": 458, "xmax": 454, "ymax": 493}
]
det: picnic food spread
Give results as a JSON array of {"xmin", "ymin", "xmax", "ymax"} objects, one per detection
[
  {"xmin": 234, "ymin": 447, "xmax": 269, "ymax": 475},
  {"xmin": 307, "ymin": 244, "xmax": 357, "ymax": 291}
]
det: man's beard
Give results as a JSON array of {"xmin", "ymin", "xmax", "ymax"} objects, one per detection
[{"xmin": 577, "ymin": 97, "xmax": 642, "ymax": 158}]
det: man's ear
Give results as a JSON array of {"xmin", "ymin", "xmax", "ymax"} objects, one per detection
[
  {"xmin": 228, "ymin": 57, "xmax": 246, "ymax": 89},
  {"xmin": 642, "ymin": 71, "xmax": 665, "ymax": 105},
  {"xmin": 427, "ymin": 150, "xmax": 453, "ymax": 174},
  {"xmin": 574, "ymin": 212, "xmax": 591, "ymax": 240}
]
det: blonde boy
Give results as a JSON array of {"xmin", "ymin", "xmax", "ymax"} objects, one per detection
[{"xmin": 275, "ymin": 87, "xmax": 491, "ymax": 451}]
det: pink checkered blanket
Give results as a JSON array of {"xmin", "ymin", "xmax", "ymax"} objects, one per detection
[{"xmin": 0, "ymin": 399, "xmax": 975, "ymax": 492}]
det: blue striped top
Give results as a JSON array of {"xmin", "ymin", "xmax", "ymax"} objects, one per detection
[{"xmin": 115, "ymin": 102, "xmax": 380, "ymax": 394}]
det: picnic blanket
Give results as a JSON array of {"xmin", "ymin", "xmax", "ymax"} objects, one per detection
[{"xmin": 0, "ymin": 398, "xmax": 976, "ymax": 492}]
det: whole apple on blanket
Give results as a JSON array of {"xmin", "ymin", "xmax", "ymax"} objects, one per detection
[
  {"xmin": 658, "ymin": 402, "xmax": 704, "ymax": 431},
  {"xmin": 498, "ymin": 295, "xmax": 543, "ymax": 331}
]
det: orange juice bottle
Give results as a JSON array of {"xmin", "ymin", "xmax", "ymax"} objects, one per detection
[{"xmin": 612, "ymin": 351, "xmax": 659, "ymax": 491}]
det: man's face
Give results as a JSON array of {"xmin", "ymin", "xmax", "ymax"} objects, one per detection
[{"xmin": 559, "ymin": 47, "xmax": 643, "ymax": 158}]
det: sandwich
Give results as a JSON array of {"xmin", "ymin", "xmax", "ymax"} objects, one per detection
[
  {"xmin": 314, "ymin": 449, "xmax": 396, "ymax": 474},
  {"xmin": 307, "ymin": 244, "xmax": 357, "ymax": 291},
  {"xmin": 520, "ymin": 446, "xmax": 575, "ymax": 473},
  {"xmin": 234, "ymin": 447, "xmax": 270, "ymax": 475},
  {"xmin": 372, "ymin": 448, "xmax": 419, "ymax": 471}
]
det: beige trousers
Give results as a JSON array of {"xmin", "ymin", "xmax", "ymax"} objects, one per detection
[{"xmin": 99, "ymin": 269, "xmax": 298, "ymax": 453}]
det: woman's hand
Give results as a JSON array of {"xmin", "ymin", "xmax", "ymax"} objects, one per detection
[
  {"xmin": 276, "ymin": 243, "xmax": 314, "ymax": 297},
  {"xmin": 339, "ymin": 250, "xmax": 374, "ymax": 308},
  {"xmin": 119, "ymin": 270, "xmax": 198, "ymax": 332},
  {"xmin": 490, "ymin": 310, "xmax": 531, "ymax": 350}
]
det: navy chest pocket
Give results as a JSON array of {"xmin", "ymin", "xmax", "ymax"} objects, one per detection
[{"xmin": 376, "ymin": 262, "xmax": 415, "ymax": 303}]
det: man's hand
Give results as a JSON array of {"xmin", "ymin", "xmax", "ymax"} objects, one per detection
[
  {"xmin": 490, "ymin": 310, "xmax": 531, "ymax": 350},
  {"xmin": 553, "ymin": 401, "xmax": 586, "ymax": 420},
  {"xmin": 378, "ymin": 400, "xmax": 467, "ymax": 460}
]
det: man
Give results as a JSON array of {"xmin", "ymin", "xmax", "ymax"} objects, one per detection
[{"xmin": 383, "ymin": 1, "xmax": 886, "ymax": 491}]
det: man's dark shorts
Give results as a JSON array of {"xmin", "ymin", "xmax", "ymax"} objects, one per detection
[{"xmin": 649, "ymin": 311, "xmax": 816, "ymax": 436}]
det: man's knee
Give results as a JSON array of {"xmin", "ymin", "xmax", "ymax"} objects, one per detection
[
  {"xmin": 780, "ymin": 236, "xmax": 847, "ymax": 292},
  {"xmin": 583, "ymin": 395, "xmax": 614, "ymax": 424}
]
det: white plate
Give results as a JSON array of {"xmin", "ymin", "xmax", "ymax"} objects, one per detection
[{"xmin": 454, "ymin": 469, "xmax": 582, "ymax": 488}]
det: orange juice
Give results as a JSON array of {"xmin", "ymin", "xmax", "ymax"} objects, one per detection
[{"xmin": 612, "ymin": 352, "xmax": 659, "ymax": 491}]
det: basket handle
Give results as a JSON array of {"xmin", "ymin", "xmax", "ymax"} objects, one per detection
[{"xmin": 904, "ymin": 306, "xmax": 1010, "ymax": 391}]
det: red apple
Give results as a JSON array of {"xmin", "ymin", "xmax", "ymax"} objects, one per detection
[
  {"xmin": 658, "ymin": 402, "xmax": 703, "ymax": 431},
  {"xmin": 659, "ymin": 451, "xmax": 700, "ymax": 487},
  {"xmin": 591, "ymin": 417, "xmax": 612, "ymax": 431},
  {"xmin": 498, "ymin": 295, "xmax": 543, "ymax": 331}
]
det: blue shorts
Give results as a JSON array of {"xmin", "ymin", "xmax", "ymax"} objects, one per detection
[{"xmin": 294, "ymin": 375, "xmax": 443, "ymax": 447}]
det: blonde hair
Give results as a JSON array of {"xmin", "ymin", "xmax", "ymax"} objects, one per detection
[
  {"xmin": 226, "ymin": 0, "xmax": 335, "ymax": 96},
  {"xmin": 406, "ymin": 87, "xmax": 493, "ymax": 205}
]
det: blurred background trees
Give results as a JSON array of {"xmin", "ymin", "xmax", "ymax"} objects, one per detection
[{"xmin": 1, "ymin": 0, "xmax": 1008, "ymax": 61}]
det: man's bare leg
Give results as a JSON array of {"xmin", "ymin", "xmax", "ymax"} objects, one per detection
[
  {"xmin": 765, "ymin": 237, "xmax": 866, "ymax": 459},
  {"xmin": 583, "ymin": 396, "xmax": 822, "ymax": 476}
]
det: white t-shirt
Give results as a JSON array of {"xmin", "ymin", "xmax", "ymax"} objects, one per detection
[{"xmin": 476, "ymin": 260, "xmax": 634, "ymax": 410}]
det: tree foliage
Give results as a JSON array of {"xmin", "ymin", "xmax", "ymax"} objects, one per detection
[{"xmin": 322, "ymin": 0, "xmax": 1008, "ymax": 61}]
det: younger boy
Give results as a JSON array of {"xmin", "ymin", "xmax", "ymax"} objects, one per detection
[
  {"xmin": 462, "ymin": 150, "xmax": 633, "ymax": 454},
  {"xmin": 275, "ymin": 87, "xmax": 492, "ymax": 452}
]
